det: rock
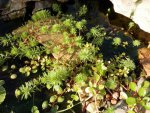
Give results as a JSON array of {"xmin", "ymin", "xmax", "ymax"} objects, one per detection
[
  {"xmin": 86, "ymin": 102, "xmax": 99, "ymax": 113},
  {"xmin": 146, "ymin": 110, "xmax": 150, "ymax": 113},
  {"xmin": 133, "ymin": 0, "xmax": 150, "ymax": 33},
  {"xmin": 33, "ymin": 1, "xmax": 52, "ymax": 13},
  {"xmin": 109, "ymin": 0, "xmax": 150, "ymax": 33},
  {"xmin": 115, "ymin": 108, "xmax": 126, "ymax": 113},
  {"xmin": 138, "ymin": 47, "xmax": 150, "ymax": 78},
  {"xmin": 114, "ymin": 100, "xmax": 127, "ymax": 113},
  {"xmin": 0, "ymin": 0, "xmax": 71, "ymax": 20},
  {"xmin": 0, "ymin": 0, "xmax": 53, "ymax": 20}
]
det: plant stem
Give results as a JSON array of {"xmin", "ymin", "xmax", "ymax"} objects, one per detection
[{"xmin": 57, "ymin": 96, "xmax": 92, "ymax": 113}]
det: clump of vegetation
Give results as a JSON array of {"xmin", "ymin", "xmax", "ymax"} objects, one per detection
[{"xmin": 0, "ymin": 3, "xmax": 148, "ymax": 113}]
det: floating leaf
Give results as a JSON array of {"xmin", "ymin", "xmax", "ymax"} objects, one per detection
[
  {"xmin": 15, "ymin": 89, "xmax": 21, "ymax": 98},
  {"xmin": 129, "ymin": 82, "xmax": 137, "ymax": 92},
  {"xmin": 10, "ymin": 74, "xmax": 17, "ymax": 79},
  {"xmin": 42, "ymin": 101, "xmax": 49, "ymax": 109},
  {"xmin": 126, "ymin": 97, "xmax": 136, "ymax": 106},
  {"xmin": 11, "ymin": 65, "xmax": 16, "ymax": 69}
]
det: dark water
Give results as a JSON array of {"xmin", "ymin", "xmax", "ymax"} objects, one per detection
[{"xmin": 0, "ymin": 18, "xmax": 25, "ymax": 36}]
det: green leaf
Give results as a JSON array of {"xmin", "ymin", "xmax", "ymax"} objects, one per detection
[
  {"xmin": 57, "ymin": 96, "xmax": 64, "ymax": 103},
  {"xmin": 98, "ymin": 84, "xmax": 104, "ymax": 90},
  {"xmin": 132, "ymin": 40, "xmax": 140, "ymax": 47},
  {"xmin": 105, "ymin": 78, "xmax": 117, "ymax": 90},
  {"xmin": 138, "ymin": 87, "xmax": 147, "ymax": 97},
  {"xmin": 42, "ymin": 101, "xmax": 49, "ymax": 109},
  {"xmin": 143, "ymin": 81, "xmax": 150, "ymax": 88},
  {"xmin": 78, "ymin": 5, "xmax": 88, "ymax": 17},
  {"xmin": 0, "ymin": 80, "xmax": 5, "ymax": 86},
  {"xmin": 129, "ymin": 82, "xmax": 137, "ymax": 92},
  {"xmin": 50, "ymin": 105, "xmax": 59, "ymax": 113},
  {"xmin": 31, "ymin": 10, "xmax": 51, "ymax": 22},
  {"xmin": 15, "ymin": 89, "xmax": 21, "ymax": 98},
  {"xmin": 100, "ymin": 89, "xmax": 106, "ymax": 96},
  {"xmin": 144, "ymin": 102, "xmax": 150, "ymax": 110},
  {"xmin": 126, "ymin": 97, "xmax": 136, "ymax": 106},
  {"xmin": 104, "ymin": 106, "xmax": 115, "ymax": 113},
  {"xmin": 0, "ymin": 86, "xmax": 6, "ymax": 104},
  {"xmin": 2, "ymin": 65, "xmax": 8, "ymax": 72},
  {"xmin": 112, "ymin": 37, "xmax": 121, "ymax": 46},
  {"xmin": 50, "ymin": 95, "xmax": 57, "ymax": 103},
  {"xmin": 10, "ymin": 74, "xmax": 17, "ymax": 79},
  {"xmin": 46, "ymin": 84, "xmax": 52, "ymax": 89},
  {"xmin": 31, "ymin": 106, "xmax": 39, "ymax": 113},
  {"xmin": 71, "ymin": 94, "xmax": 79, "ymax": 101},
  {"xmin": 128, "ymin": 22, "xmax": 135, "ymax": 30}
]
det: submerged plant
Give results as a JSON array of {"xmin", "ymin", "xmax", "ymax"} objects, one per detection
[
  {"xmin": 78, "ymin": 43, "xmax": 97, "ymax": 61},
  {"xmin": 112, "ymin": 37, "xmax": 121, "ymax": 46},
  {"xmin": 78, "ymin": 5, "xmax": 88, "ymax": 17},
  {"xmin": 41, "ymin": 65, "xmax": 70, "ymax": 88},
  {"xmin": 133, "ymin": 40, "xmax": 141, "ymax": 47},
  {"xmin": 119, "ymin": 58, "xmax": 135, "ymax": 71},
  {"xmin": 87, "ymin": 25, "xmax": 106, "ymax": 46}
]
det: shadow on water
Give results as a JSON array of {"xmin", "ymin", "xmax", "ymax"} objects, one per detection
[{"xmin": 0, "ymin": 18, "xmax": 25, "ymax": 36}]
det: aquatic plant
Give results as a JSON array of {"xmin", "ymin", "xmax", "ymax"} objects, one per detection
[{"xmin": 0, "ymin": 4, "xmax": 148, "ymax": 113}]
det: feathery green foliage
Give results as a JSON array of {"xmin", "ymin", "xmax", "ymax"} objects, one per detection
[
  {"xmin": 0, "ymin": 6, "xmax": 147, "ymax": 113},
  {"xmin": 32, "ymin": 10, "xmax": 51, "ymax": 22}
]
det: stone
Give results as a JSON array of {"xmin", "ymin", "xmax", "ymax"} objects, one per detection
[
  {"xmin": 138, "ymin": 47, "xmax": 150, "ymax": 78},
  {"xmin": 114, "ymin": 100, "xmax": 127, "ymax": 113},
  {"xmin": 0, "ymin": 0, "xmax": 67, "ymax": 20},
  {"xmin": 146, "ymin": 110, "xmax": 150, "ymax": 113},
  {"xmin": 115, "ymin": 108, "xmax": 126, "ymax": 113},
  {"xmin": 109, "ymin": 0, "xmax": 150, "ymax": 33}
]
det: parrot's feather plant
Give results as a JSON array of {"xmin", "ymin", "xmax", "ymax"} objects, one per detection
[{"xmin": 0, "ymin": 4, "xmax": 148, "ymax": 113}]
